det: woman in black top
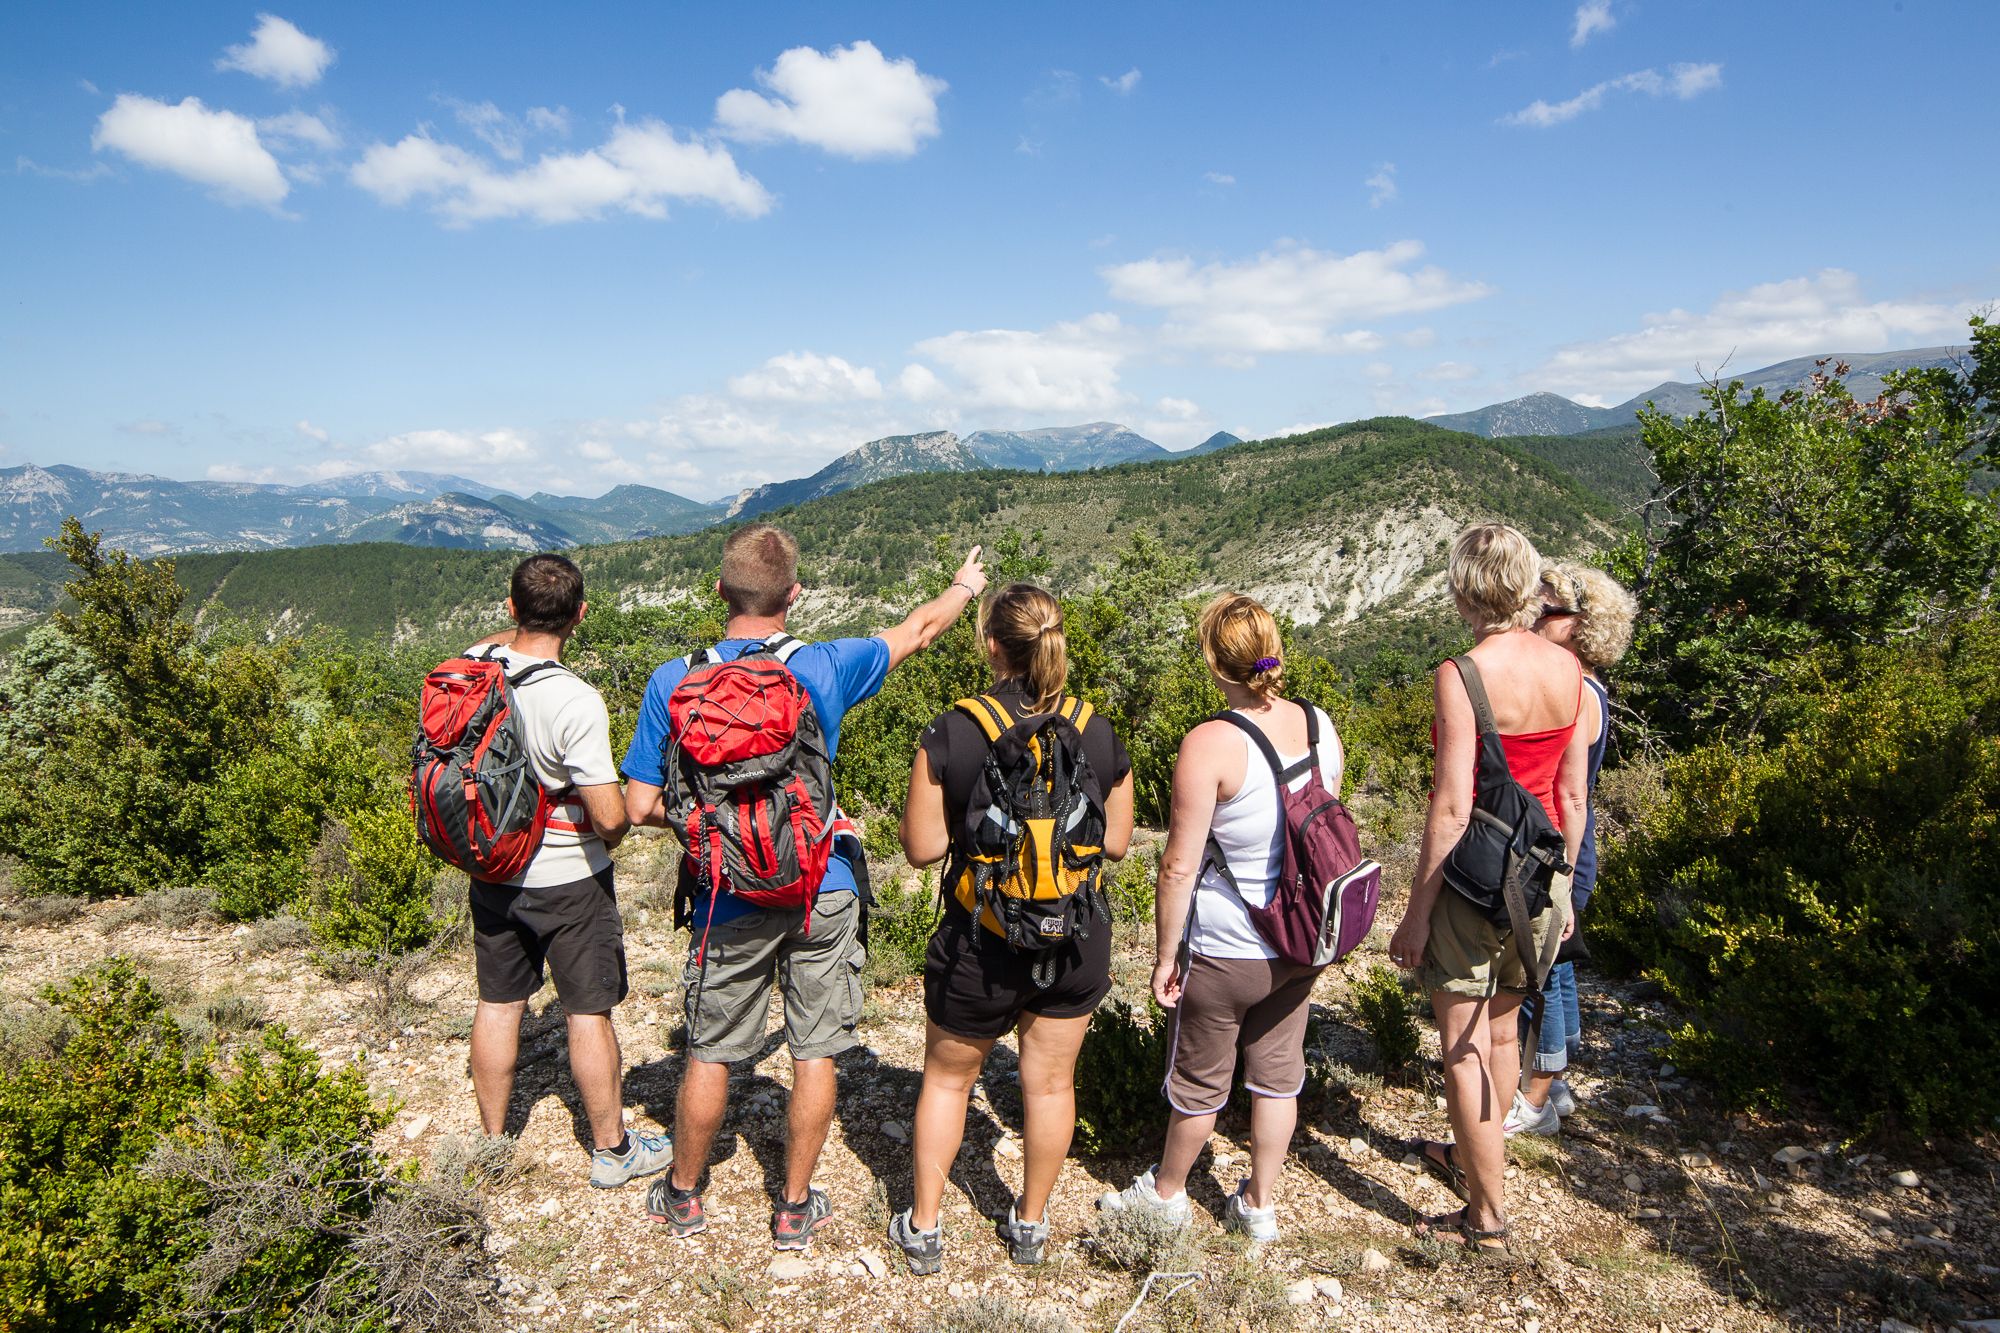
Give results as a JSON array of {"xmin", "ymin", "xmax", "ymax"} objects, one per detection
[{"xmin": 888, "ymin": 583, "xmax": 1135, "ymax": 1275}]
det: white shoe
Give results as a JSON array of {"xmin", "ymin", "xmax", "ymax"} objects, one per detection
[
  {"xmin": 1550, "ymin": 1078, "xmax": 1577, "ymax": 1118},
  {"xmin": 1096, "ymin": 1166, "xmax": 1191, "ymax": 1225},
  {"xmin": 1502, "ymin": 1089, "xmax": 1561, "ymax": 1137},
  {"xmin": 1222, "ymin": 1182, "xmax": 1279, "ymax": 1243}
]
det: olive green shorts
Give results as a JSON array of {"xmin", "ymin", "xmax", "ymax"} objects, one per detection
[
  {"xmin": 682, "ymin": 892, "xmax": 865, "ymax": 1063},
  {"xmin": 1420, "ymin": 887, "xmax": 1558, "ymax": 1000}
]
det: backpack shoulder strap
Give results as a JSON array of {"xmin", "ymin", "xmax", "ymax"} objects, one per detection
[
  {"xmin": 764, "ymin": 632, "xmax": 806, "ymax": 664},
  {"xmin": 954, "ymin": 694, "xmax": 1015, "ymax": 743},
  {"xmin": 1211, "ymin": 709, "xmax": 1290, "ymax": 782},
  {"xmin": 1059, "ymin": 696, "xmax": 1094, "ymax": 734},
  {"xmin": 1449, "ymin": 655, "xmax": 1500, "ymax": 736}
]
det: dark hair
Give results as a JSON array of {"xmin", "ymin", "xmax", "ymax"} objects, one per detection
[
  {"xmin": 719, "ymin": 524, "xmax": 800, "ymax": 617},
  {"xmin": 510, "ymin": 553, "xmax": 585, "ymax": 633}
]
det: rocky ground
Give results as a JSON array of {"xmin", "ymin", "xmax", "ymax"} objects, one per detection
[{"xmin": 4, "ymin": 830, "xmax": 1997, "ymax": 1333}]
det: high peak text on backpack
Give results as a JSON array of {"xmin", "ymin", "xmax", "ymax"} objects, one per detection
[
  {"xmin": 1199, "ymin": 705, "xmax": 1381, "ymax": 968},
  {"xmin": 410, "ymin": 647, "xmax": 583, "ymax": 882},
  {"xmin": 660, "ymin": 635, "xmax": 848, "ymax": 953},
  {"xmin": 949, "ymin": 694, "xmax": 1108, "ymax": 989}
]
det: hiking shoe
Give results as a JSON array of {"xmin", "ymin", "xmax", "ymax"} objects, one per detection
[
  {"xmin": 1096, "ymin": 1166, "xmax": 1191, "ymax": 1225},
  {"xmin": 1502, "ymin": 1089, "xmax": 1561, "ymax": 1137},
  {"xmin": 645, "ymin": 1175, "xmax": 707, "ymax": 1237},
  {"xmin": 1222, "ymin": 1182, "xmax": 1279, "ymax": 1243},
  {"xmin": 772, "ymin": 1187, "xmax": 833, "ymax": 1251},
  {"xmin": 1550, "ymin": 1079, "xmax": 1578, "ymax": 1118},
  {"xmin": 888, "ymin": 1207, "xmax": 943, "ymax": 1275},
  {"xmin": 997, "ymin": 1200, "xmax": 1049, "ymax": 1265},
  {"xmin": 590, "ymin": 1130, "xmax": 673, "ymax": 1188}
]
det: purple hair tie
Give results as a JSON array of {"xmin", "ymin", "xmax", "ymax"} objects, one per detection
[{"xmin": 1254, "ymin": 656, "xmax": 1281, "ymax": 672}]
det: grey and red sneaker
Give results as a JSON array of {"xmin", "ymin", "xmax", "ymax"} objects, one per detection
[
  {"xmin": 646, "ymin": 1175, "xmax": 707, "ymax": 1237},
  {"xmin": 771, "ymin": 1187, "xmax": 833, "ymax": 1251}
]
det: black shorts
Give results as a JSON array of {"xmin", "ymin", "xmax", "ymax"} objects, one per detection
[
  {"xmin": 922, "ymin": 906, "xmax": 1112, "ymax": 1040},
  {"xmin": 470, "ymin": 866, "xmax": 628, "ymax": 1014}
]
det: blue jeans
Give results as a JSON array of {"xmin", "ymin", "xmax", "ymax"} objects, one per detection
[{"xmin": 1521, "ymin": 961, "xmax": 1581, "ymax": 1073}]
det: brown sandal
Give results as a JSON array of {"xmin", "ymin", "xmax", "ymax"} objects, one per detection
[
  {"xmin": 1404, "ymin": 1137, "xmax": 1469, "ymax": 1202},
  {"xmin": 1414, "ymin": 1207, "xmax": 1513, "ymax": 1257}
]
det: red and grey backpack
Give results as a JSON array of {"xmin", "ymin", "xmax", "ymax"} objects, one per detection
[
  {"xmin": 409, "ymin": 647, "xmax": 585, "ymax": 882},
  {"xmin": 1200, "ymin": 704, "xmax": 1382, "ymax": 967},
  {"xmin": 660, "ymin": 634, "xmax": 851, "ymax": 956}
]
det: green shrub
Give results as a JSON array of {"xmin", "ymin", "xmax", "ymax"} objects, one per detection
[
  {"xmin": 1349, "ymin": 964, "xmax": 1421, "ymax": 1073},
  {"xmin": 864, "ymin": 871, "xmax": 938, "ymax": 984},
  {"xmin": 1074, "ymin": 998, "xmax": 1169, "ymax": 1155},
  {"xmin": 306, "ymin": 804, "xmax": 447, "ymax": 961},
  {"xmin": 1594, "ymin": 622, "xmax": 2000, "ymax": 1134},
  {"xmin": 1105, "ymin": 847, "xmax": 1157, "ymax": 923},
  {"xmin": 204, "ymin": 717, "xmax": 384, "ymax": 920}
]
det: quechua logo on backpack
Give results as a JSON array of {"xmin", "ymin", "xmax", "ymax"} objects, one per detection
[{"xmin": 950, "ymin": 694, "xmax": 1108, "ymax": 988}]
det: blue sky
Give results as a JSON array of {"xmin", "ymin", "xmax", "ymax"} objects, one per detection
[{"xmin": 3, "ymin": 1, "xmax": 1996, "ymax": 501}]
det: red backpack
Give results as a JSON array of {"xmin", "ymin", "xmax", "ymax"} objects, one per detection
[
  {"xmin": 1200, "ymin": 704, "xmax": 1382, "ymax": 967},
  {"xmin": 409, "ymin": 647, "xmax": 582, "ymax": 882},
  {"xmin": 660, "ymin": 635, "xmax": 849, "ymax": 955}
]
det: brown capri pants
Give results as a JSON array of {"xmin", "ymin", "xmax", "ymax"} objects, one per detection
[{"xmin": 1162, "ymin": 952, "xmax": 1322, "ymax": 1114}]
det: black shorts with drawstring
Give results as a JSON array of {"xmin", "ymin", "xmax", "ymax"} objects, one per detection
[{"xmin": 922, "ymin": 905, "xmax": 1112, "ymax": 1040}]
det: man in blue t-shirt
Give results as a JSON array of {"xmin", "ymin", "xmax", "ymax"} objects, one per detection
[{"xmin": 624, "ymin": 522, "xmax": 986, "ymax": 1251}]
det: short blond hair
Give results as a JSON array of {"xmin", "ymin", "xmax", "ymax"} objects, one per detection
[
  {"xmin": 1448, "ymin": 523, "xmax": 1542, "ymax": 633},
  {"xmin": 1540, "ymin": 561, "xmax": 1637, "ymax": 670},
  {"xmin": 719, "ymin": 524, "xmax": 799, "ymax": 617},
  {"xmin": 1198, "ymin": 593, "xmax": 1285, "ymax": 699}
]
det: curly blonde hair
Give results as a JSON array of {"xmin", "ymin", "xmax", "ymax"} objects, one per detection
[
  {"xmin": 1447, "ymin": 523, "xmax": 1543, "ymax": 634},
  {"xmin": 1540, "ymin": 561, "xmax": 1637, "ymax": 670}
]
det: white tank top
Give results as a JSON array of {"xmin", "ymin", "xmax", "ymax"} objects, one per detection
[{"xmin": 1189, "ymin": 704, "xmax": 1343, "ymax": 960}]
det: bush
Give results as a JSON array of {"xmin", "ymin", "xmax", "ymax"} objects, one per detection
[
  {"xmin": 1593, "ymin": 622, "xmax": 2000, "ymax": 1134},
  {"xmin": 1074, "ymin": 998, "xmax": 1170, "ymax": 1155},
  {"xmin": 1348, "ymin": 964, "xmax": 1422, "ymax": 1073},
  {"xmin": 864, "ymin": 871, "xmax": 938, "ymax": 984},
  {"xmin": 941, "ymin": 1294, "xmax": 1077, "ymax": 1333},
  {"xmin": 306, "ymin": 804, "xmax": 447, "ymax": 960},
  {"xmin": 1105, "ymin": 846, "xmax": 1157, "ymax": 923}
]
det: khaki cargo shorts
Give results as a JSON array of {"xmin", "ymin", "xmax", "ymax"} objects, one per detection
[
  {"xmin": 683, "ymin": 891, "xmax": 864, "ymax": 1063},
  {"xmin": 1420, "ymin": 885, "xmax": 1559, "ymax": 1000}
]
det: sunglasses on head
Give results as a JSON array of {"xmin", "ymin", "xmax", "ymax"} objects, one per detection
[{"xmin": 1538, "ymin": 605, "xmax": 1582, "ymax": 621}]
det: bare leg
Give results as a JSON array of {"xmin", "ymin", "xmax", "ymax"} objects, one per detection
[
  {"xmin": 470, "ymin": 999, "xmax": 528, "ymax": 1136},
  {"xmin": 783, "ymin": 1056, "xmax": 838, "ymax": 1203},
  {"xmin": 1014, "ymin": 1011, "xmax": 1090, "ymax": 1223},
  {"xmin": 1522, "ymin": 1069, "xmax": 1556, "ymax": 1108},
  {"xmin": 1242, "ymin": 1093, "xmax": 1297, "ymax": 1210},
  {"xmin": 671, "ymin": 1057, "xmax": 730, "ymax": 1192},
  {"xmin": 565, "ymin": 1010, "xmax": 626, "ymax": 1150},
  {"xmin": 1432, "ymin": 990, "xmax": 1508, "ymax": 1232},
  {"xmin": 1154, "ymin": 1108, "xmax": 1217, "ymax": 1201},
  {"xmin": 909, "ymin": 1024, "xmax": 996, "ymax": 1229},
  {"xmin": 1488, "ymin": 993, "xmax": 1526, "ymax": 1122}
]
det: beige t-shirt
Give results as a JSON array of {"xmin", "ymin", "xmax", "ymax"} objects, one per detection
[{"xmin": 471, "ymin": 645, "xmax": 617, "ymax": 889}]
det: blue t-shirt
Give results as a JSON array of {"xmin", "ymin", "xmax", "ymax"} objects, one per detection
[
  {"xmin": 622, "ymin": 635, "xmax": 891, "ymax": 926},
  {"xmin": 1573, "ymin": 676, "xmax": 1612, "ymax": 903}
]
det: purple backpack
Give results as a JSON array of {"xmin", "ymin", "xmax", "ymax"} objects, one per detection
[{"xmin": 1201, "ymin": 705, "xmax": 1382, "ymax": 967}]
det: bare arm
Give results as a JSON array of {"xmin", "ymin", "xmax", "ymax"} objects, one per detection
[
  {"xmin": 1387, "ymin": 663, "xmax": 1477, "ymax": 967},
  {"xmin": 874, "ymin": 546, "xmax": 987, "ymax": 670},
  {"xmin": 573, "ymin": 781, "xmax": 630, "ymax": 850},
  {"xmin": 1150, "ymin": 722, "xmax": 1232, "ymax": 1006},
  {"xmin": 625, "ymin": 779, "xmax": 667, "ymax": 829},
  {"xmin": 1101, "ymin": 770, "xmax": 1136, "ymax": 861},
  {"xmin": 900, "ymin": 747, "xmax": 951, "ymax": 868}
]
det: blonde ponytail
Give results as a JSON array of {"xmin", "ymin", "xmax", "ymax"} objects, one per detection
[
  {"xmin": 1198, "ymin": 592, "xmax": 1286, "ymax": 699},
  {"xmin": 979, "ymin": 583, "xmax": 1069, "ymax": 714}
]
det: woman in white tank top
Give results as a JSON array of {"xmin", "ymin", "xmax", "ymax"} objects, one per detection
[{"xmin": 1098, "ymin": 594, "xmax": 1347, "ymax": 1247}]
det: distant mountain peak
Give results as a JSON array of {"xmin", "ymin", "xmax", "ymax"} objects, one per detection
[
  {"xmin": 1188, "ymin": 430, "xmax": 1243, "ymax": 455},
  {"xmin": 962, "ymin": 422, "xmax": 1165, "ymax": 472},
  {"xmin": 727, "ymin": 431, "xmax": 983, "ymax": 520}
]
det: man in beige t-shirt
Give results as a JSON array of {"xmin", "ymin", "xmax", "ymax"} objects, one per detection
[{"xmin": 465, "ymin": 553, "xmax": 670, "ymax": 1190}]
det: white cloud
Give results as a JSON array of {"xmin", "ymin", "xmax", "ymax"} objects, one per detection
[
  {"xmin": 1101, "ymin": 68, "xmax": 1142, "ymax": 95},
  {"xmin": 216, "ymin": 14, "xmax": 334, "ymax": 89},
  {"xmin": 351, "ymin": 118, "xmax": 770, "ymax": 225},
  {"xmin": 1365, "ymin": 162, "xmax": 1397, "ymax": 208},
  {"xmin": 16, "ymin": 156, "xmax": 111, "ymax": 182},
  {"xmin": 1504, "ymin": 62, "xmax": 1723, "ymax": 127},
  {"xmin": 295, "ymin": 419, "xmax": 330, "ymax": 443},
  {"xmin": 727, "ymin": 351, "xmax": 884, "ymax": 402},
  {"xmin": 118, "ymin": 418, "xmax": 176, "ymax": 436},
  {"xmin": 1571, "ymin": 0, "xmax": 1616, "ymax": 48},
  {"xmin": 1420, "ymin": 360, "xmax": 1481, "ymax": 381},
  {"xmin": 1532, "ymin": 269, "xmax": 1978, "ymax": 397},
  {"xmin": 1204, "ymin": 171, "xmax": 1235, "ymax": 186},
  {"xmin": 1154, "ymin": 396, "xmax": 1202, "ymax": 420},
  {"xmin": 362, "ymin": 427, "xmax": 534, "ymax": 469},
  {"xmin": 913, "ymin": 313, "xmax": 1129, "ymax": 414},
  {"xmin": 1101, "ymin": 241, "xmax": 1491, "ymax": 357},
  {"xmin": 259, "ymin": 109, "xmax": 339, "ymax": 152},
  {"xmin": 526, "ymin": 106, "xmax": 571, "ymax": 136},
  {"xmin": 93, "ymin": 94, "xmax": 290, "ymax": 208},
  {"xmin": 896, "ymin": 364, "xmax": 945, "ymax": 401},
  {"xmin": 434, "ymin": 99, "xmax": 573, "ymax": 162},
  {"xmin": 715, "ymin": 41, "xmax": 945, "ymax": 159}
]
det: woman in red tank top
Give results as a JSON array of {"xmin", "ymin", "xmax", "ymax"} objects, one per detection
[{"xmin": 1387, "ymin": 524, "xmax": 1592, "ymax": 1255}]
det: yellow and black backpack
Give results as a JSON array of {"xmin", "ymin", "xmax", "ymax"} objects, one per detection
[{"xmin": 949, "ymin": 694, "xmax": 1109, "ymax": 988}]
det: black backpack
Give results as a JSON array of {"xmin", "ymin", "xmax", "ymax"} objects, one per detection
[{"xmin": 1440, "ymin": 655, "xmax": 1572, "ymax": 991}]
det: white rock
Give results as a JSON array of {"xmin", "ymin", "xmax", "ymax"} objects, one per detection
[
  {"xmin": 401, "ymin": 1113, "xmax": 431, "ymax": 1141},
  {"xmin": 771, "ymin": 1256, "xmax": 813, "ymax": 1281},
  {"xmin": 1359, "ymin": 1247, "xmax": 1392, "ymax": 1274},
  {"xmin": 1890, "ymin": 1169, "xmax": 1921, "ymax": 1188},
  {"xmin": 994, "ymin": 1138, "xmax": 1022, "ymax": 1160},
  {"xmin": 535, "ymin": 1197, "xmax": 561, "ymax": 1217},
  {"xmin": 1860, "ymin": 1206, "xmax": 1893, "ymax": 1225},
  {"xmin": 1525, "ymin": 1321, "xmax": 1542, "ymax": 1333},
  {"xmin": 857, "ymin": 1250, "xmax": 887, "ymax": 1279},
  {"xmin": 880, "ymin": 1121, "xmax": 910, "ymax": 1144},
  {"xmin": 1315, "ymin": 1278, "xmax": 1344, "ymax": 1301},
  {"xmin": 1772, "ymin": 1145, "xmax": 1815, "ymax": 1166},
  {"xmin": 1881, "ymin": 1320, "xmax": 1923, "ymax": 1333},
  {"xmin": 1751, "ymin": 1167, "xmax": 1773, "ymax": 1190},
  {"xmin": 1285, "ymin": 1279, "xmax": 1317, "ymax": 1306},
  {"xmin": 1625, "ymin": 1104, "xmax": 1661, "ymax": 1118},
  {"xmin": 1622, "ymin": 1173, "xmax": 1644, "ymax": 1191},
  {"xmin": 1347, "ymin": 1137, "xmax": 1368, "ymax": 1158},
  {"xmin": 1634, "ymin": 1207, "xmax": 1663, "ymax": 1220},
  {"xmin": 1678, "ymin": 1152, "xmax": 1711, "ymax": 1169}
]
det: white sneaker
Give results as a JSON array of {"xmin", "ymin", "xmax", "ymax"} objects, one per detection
[
  {"xmin": 1502, "ymin": 1089, "xmax": 1561, "ymax": 1137},
  {"xmin": 1222, "ymin": 1182, "xmax": 1279, "ymax": 1243},
  {"xmin": 1550, "ymin": 1079, "xmax": 1577, "ymax": 1118},
  {"xmin": 1096, "ymin": 1166, "xmax": 1191, "ymax": 1225}
]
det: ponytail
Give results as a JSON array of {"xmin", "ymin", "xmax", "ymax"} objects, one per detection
[{"xmin": 979, "ymin": 583, "xmax": 1068, "ymax": 715}]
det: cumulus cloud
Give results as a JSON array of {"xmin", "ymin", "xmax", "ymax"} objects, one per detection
[
  {"xmin": 727, "ymin": 351, "xmax": 884, "ymax": 402},
  {"xmin": 913, "ymin": 313, "xmax": 1130, "ymax": 414},
  {"xmin": 93, "ymin": 94, "xmax": 289, "ymax": 208},
  {"xmin": 259, "ymin": 109, "xmax": 339, "ymax": 152},
  {"xmin": 350, "ymin": 117, "xmax": 770, "ymax": 224},
  {"xmin": 1154, "ymin": 396, "xmax": 1202, "ymax": 420},
  {"xmin": 1101, "ymin": 68, "xmax": 1142, "ymax": 95},
  {"xmin": 434, "ymin": 98, "xmax": 571, "ymax": 162},
  {"xmin": 216, "ymin": 14, "xmax": 334, "ymax": 89},
  {"xmin": 1504, "ymin": 62, "xmax": 1723, "ymax": 127},
  {"xmin": 1531, "ymin": 269, "xmax": 1978, "ymax": 397},
  {"xmin": 1571, "ymin": 0, "xmax": 1616, "ymax": 48},
  {"xmin": 361, "ymin": 427, "xmax": 534, "ymax": 469},
  {"xmin": 896, "ymin": 363, "xmax": 945, "ymax": 401},
  {"xmin": 715, "ymin": 41, "xmax": 945, "ymax": 159},
  {"xmin": 1101, "ymin": 241, "xmax": 1491, "ymax": 357},
  {"xmin": 1365, "ymin": 162, "xmax": 1397, "ymax": 208},
  {"xmin": 295, "ymin": 419, "xmax": 330, "ymax": 443}
]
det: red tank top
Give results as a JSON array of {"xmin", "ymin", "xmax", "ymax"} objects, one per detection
[{"xmin": 1434, "ymin": 659, "xmax": 1584, "ymax": 828}]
